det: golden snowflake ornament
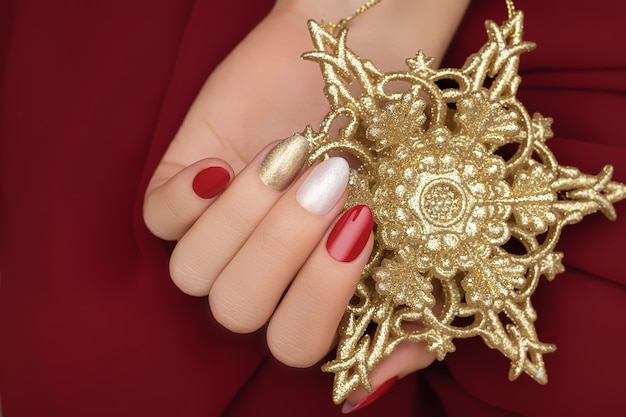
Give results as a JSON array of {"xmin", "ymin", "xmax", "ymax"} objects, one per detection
[{"xmin": 297, "ymin": 5, "xmax": 626, "ymax": 404}]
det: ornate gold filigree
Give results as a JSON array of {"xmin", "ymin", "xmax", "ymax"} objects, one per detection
[{"xmin": 297, "ymin": 6, "xmax": 626, "ymax": 405}]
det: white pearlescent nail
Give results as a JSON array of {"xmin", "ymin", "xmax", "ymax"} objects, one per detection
[{"xmin": 296, "ymin": 157, "xmax": 350, "ymax": 215}]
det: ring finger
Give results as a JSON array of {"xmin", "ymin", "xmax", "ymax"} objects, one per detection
[{"xmin": 209, "ymin": 157, "xmax": 351, "ymax": 333}]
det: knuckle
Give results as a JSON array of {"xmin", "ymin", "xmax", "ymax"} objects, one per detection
[
  {"xmin": 208, "ymin": 292, "xmax": 265, "ymax": 334},
  {"xmin": 254, "ymin": 224, "xmax": 302, "ymax": 268},
  {"xmin": 161, "ymin": 184, "xmax": 195, "ymax": 226},
  {"xmin": 212, "ymin": 199, "xmax": 255, "ymax": 241},
  {"xmin": 143, "ymin": 215, "xmax": 165, "ymax": 240},
  {"xmin": 267, "ymin": 321, "xmax": 323, "ymax": 368},
  {"xmin": 169, "ymin": 248, "xmax": 212, "ymax": 296},
  {"xmin": 143, "ymin": 187, "xmax": 190, "ymax": 241},
  {"xmin": 142, "ymin": 193, "xmax": 167, "ymax": 239}
]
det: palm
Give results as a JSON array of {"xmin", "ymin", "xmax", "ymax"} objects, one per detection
[
  {"xmin": 168, "ymin": 11, "xmax": 330, "ymax": 174},
  {"xmin": 161, "ymin": 2, "xmax": 462, "ymax": 175}
]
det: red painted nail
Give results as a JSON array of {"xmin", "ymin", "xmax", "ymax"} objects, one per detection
[
  {"xmin": 192, "ymin": 166, "xmax": 230, "ymax": 199},
  {"xmin": 341, "ymin": 376, "xmax": 398, "ymax": 414},
  {"xmin": 326, "ymin": 205, "xmax": 373, "ymax": 263}
]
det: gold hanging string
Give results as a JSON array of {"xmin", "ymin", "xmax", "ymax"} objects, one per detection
[
  {"xmin": 327, "ymin": 0, "xmax": 516, "ymax": 34},
  {"xmin": 326, "ymin": 0, "xmax": 516, "ymax": 33},
  {"xmin": 323, "ymin": 0, "xmax": 382, "ymax": 34}
]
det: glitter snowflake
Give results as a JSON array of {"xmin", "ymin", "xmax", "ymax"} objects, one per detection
[{"xmin": 298, "ymin": 8, "xmax": 626, "ymax": 404}]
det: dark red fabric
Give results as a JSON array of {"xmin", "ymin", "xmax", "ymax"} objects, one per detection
[{"xmin": 1, "ymin": 0, "xmax": 625, "ymax": 416}]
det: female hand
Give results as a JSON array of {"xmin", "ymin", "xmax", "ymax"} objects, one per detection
[
  {"xmin": 144, "ymin": 0, "xmax": 469, "ymax": 411},
  {"xmin": 148, "ymin": 131, "xmax": 377, "ymax": 369}
]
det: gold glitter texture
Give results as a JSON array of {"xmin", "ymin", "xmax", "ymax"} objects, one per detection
[
  {"xmin": 297, "ymin": 6, "xmax": 626, "ymax": 404},
  {"xmin": 259, "ymin": 134, "xmax": 310, "ymax": 191}
]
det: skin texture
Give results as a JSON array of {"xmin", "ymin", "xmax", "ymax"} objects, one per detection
[{"xmin": 143, "ymin": 0, "xmax": 470, "ymax": 409}]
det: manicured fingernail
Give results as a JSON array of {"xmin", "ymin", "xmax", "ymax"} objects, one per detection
[
  {"xmin": 296, "ymin": 157, "xmax": 349, "ymax": 215},
  {"xmin": 192, "ymin": 166, "xmax": 231, "ymax": 199},
  {"xmin": 341, "ymin": 377, "xmax": 398, "ymax": 414},
  {"xmin": 327, "ymin": 205, "xmax": 373, "ymax": 262},
  {"xmin": 259, "ymin": 134, "xmax": 310, "ymax": 191}
]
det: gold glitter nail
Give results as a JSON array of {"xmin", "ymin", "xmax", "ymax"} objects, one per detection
[{"xmin": 259, "ymin": 134, "xmax": 309, "ymax": 191}]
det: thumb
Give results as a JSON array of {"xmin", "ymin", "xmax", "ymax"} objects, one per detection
[
  {"xmin": 143, "ymin": 158, "xmax": 234, "ymax": 241},
  {"xmin": 341, "ymin": 340, "xmax": 436, "ymax": 414}
]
